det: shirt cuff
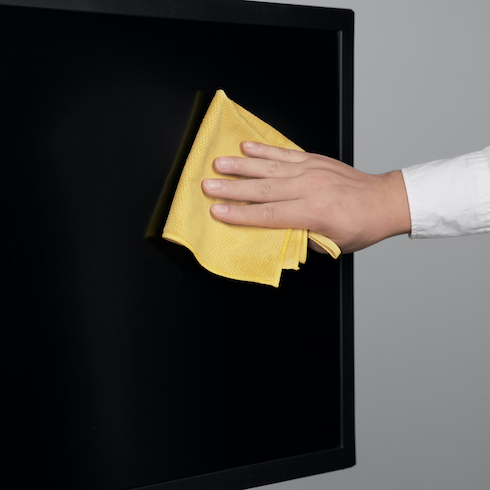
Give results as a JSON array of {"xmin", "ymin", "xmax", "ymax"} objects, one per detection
[{"xmin": 401, "ymin": 147, "xmax": 490, "ymax": 238}]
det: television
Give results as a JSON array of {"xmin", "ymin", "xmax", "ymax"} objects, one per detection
[{"xmin": 1, "ymin": 1, "xmax": 355, "ymax": 489}]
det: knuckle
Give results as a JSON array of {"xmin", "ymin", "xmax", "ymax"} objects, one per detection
[
  {"xmin": 255, "ymin": 178, "xmax": 273, "ymax": 199},
  {"xmin": 302, "ymin": 170, "xmax": 325, "ymax": 191},
  {"xmin": 261, "ymin": 203, "xmax": 275, "ymax": 223},
  {"xmin": 305, "ymin": 198, "xmax": 333, "ymax": 225},
  {"xmin": 265, "ymin": 159, "xmax": 279, "ymax": 175},
  {"xmin": 307, "ymin": 198, "xmax": 329, "ymax": 215},
  {"xmin": 304, "ymin": 174, "xmax": 320, "ymax": 190}
]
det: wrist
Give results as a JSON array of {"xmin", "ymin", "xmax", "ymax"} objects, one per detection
[{"xmin": 380, "ymin": 170, "xmax": 412, "ymax": 238}]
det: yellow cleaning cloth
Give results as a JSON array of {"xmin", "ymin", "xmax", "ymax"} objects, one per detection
[{"xmin": 162, "ymin": 89, "xmax": 340, "ymax": 287}]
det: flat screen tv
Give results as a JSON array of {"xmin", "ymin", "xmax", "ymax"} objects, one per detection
[{"xmin": 1, "ymin": 1, "xmax": 355, "ymax": 489}]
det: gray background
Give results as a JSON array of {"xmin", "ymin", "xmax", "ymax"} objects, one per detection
[{"xmin": 247, "ymin": 0, "xmax": 490, "ymax": 489}]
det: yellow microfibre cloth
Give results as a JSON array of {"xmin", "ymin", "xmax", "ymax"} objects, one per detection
[{"xmin": 162, "ymin": 89, "xmax": 340, "ymax": 287}]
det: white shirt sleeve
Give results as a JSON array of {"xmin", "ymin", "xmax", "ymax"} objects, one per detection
[{"xmin": 401, "ymin": 147, "xmax": 490, "ymax": 238}]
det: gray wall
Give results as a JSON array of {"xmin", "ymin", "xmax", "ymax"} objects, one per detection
[{"xmin": 247, "ymin": 1, "xmax": 490, "ymax": 489}]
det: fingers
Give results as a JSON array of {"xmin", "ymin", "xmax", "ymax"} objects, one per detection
[
  {"xmin": 202, "ymin": 175, "xmax": 301, "ymax": 203},
  {"xmin": 240, "ymin": 141, "xmax": 306, "ymax": 163},
  {"xmin": 213, "ymin": 142, "xmax": 307, "ymax": 179},
  {"xmin": 203, "ymin": 142, "xmax": 314, "ymax": 228},
  {"xmin": 214, "ymin": 155, "xmax": 301, "ymax": 179},
  {"xmin": 211, "ymin": 201, "xmax": 334, "ymax": 255},
  {"xmin": 205, "ymin": 143, "xmax": 308, "ymax": 202},
  {"xmin": 209, "ymin": 200, "xmax": 306, "ymax": 230}
]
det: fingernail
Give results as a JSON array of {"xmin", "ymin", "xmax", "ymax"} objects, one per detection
[
  {"xmin": 215, "ymin": 157, "xmax": 233, "ymax": 170},
  {"xmin": 211, "ymin": 204, "xmax": 229, "ymax": 214},
  {"xmin": 243, "ymin": 141, "xmax": 258, "ymax": 150},
  {"xmin": 203, "ymin": 179, "xmax": 222, "ymax": 191}
]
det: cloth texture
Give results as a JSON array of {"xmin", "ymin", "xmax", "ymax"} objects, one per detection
[
  {"xmin": 162, "ymin": 89, "xmax": 340, "ymax": 287},
  {"xmin": 401, "ymin": 146, "xmax": 490, "ymax": 238}
]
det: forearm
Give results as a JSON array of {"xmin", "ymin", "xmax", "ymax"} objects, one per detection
[{"xmin": 401, "ymin": 147, "xmax": 490, "ymax": 238}]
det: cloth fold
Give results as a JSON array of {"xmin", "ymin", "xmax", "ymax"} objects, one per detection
[{"xmin": 162, "ymin": 89, "xmax": 340, "ymax": 287}]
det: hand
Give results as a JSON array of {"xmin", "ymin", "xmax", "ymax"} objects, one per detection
[{"xmin": 201, "ymin": 142, "xmax": 411, "ymax": 254}]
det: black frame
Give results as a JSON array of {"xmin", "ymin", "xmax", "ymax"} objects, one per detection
[{"xmin": 1, "ymin": 1, "xmax": 354, "ymax": 489}]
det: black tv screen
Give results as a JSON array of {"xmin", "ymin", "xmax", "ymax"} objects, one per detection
[{"xmin": 1, "ymin": 1, "xmax": 354, "ymax": 489}]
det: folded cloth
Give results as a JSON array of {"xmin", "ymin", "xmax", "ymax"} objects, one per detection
[{"xmin": 162, "ymin": 89, "xmax": 340, "ymax": 287}]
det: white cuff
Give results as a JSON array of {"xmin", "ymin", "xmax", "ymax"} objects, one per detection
[{"xmin": 401, "ymin": 147, "xmax": 490, "ymax": 238}]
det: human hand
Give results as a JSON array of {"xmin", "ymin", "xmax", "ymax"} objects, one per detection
[{"xmin": 201, "ymin": 142, "xmax": 411, "ymax": 254}]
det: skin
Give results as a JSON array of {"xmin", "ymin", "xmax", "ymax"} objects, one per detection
[{"xmin": 201, "ymin": 141, "xmax": 411, "ymax": 254}]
